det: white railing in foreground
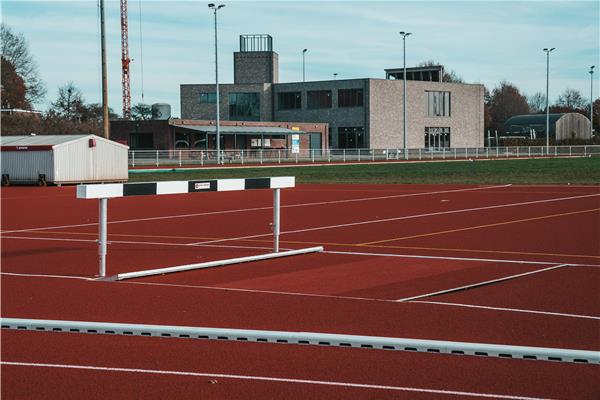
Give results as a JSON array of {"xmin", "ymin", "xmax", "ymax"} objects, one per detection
[
  {"xmin": 2, "ymin": 317, "xmax": 598, "ymax": 364},
  {"xmin": 128, "ymin": 146, "xmax": 600, "ymax": 167}
]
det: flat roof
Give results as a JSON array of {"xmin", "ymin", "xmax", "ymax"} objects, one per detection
[
  {"xmin": 173, "ymin": 124, "xmax": 305, "ymax": 135},
  {"xmin": 0, "ymin": 134, "xmax": 90, "ymax": 146}
]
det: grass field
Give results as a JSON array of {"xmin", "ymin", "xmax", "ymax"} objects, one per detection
[{"xmin": 129, "ymin": 157, "xmax": 600, "ymax": 185}]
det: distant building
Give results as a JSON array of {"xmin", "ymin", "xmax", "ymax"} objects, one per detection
[
  {"xmin": 503, "ymin": 113, "xmax": 592, "ymax": 141},
  {"xmin": 181, "ymin": 34, "xmax": 485, "ymax": 150}
]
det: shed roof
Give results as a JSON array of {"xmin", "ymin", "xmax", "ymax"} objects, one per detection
[
  {"xmin": 173, "ymin": 124, "xmax": 305, "ymax": 135},
  {"xmin": 0, "ymin": 134, "xmax": 90, "ymax": 146},
  {"xmin": 504, "ymin": 113, "xmax": 566, "ymax": 127}
]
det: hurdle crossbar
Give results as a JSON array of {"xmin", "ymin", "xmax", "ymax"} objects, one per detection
[{"xmin": 76, "ymin": 177, "xmax": 321, "ymax": 278}]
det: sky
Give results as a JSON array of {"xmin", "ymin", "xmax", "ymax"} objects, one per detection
[{"xmin": 2, "ymin": 0, "xmax": 599, "ymax": 117}]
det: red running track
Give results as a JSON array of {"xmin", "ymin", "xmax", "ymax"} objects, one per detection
[{"xmin": 2, "ymin": 183, "xmax": 599, "ymax": 398}]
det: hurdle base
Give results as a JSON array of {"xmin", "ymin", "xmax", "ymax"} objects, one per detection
[{"xmin": 111, "ymin": 246, "xmax": 324, "ymax": 281}]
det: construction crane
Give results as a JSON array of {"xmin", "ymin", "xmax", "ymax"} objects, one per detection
[{"xmin": 120, "ymin": 0, "xmax": 131, "ymax": 119}]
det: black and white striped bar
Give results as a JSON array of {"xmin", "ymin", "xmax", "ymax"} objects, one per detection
[
  {"xmin": 76, "ymin": 177, "xmax": 295, "ymax": 199},
  {"xmin": 2, "ymin": 318, "xmax": 598, "ymax": 364}
]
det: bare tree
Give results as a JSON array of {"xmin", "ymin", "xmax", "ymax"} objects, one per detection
[
  {"xmin": 50, "ymin": 82, "xmax": 85, "ymax": 120},
  {"xmin": 527, "ymin": 92, "xmax": 546, "ymax": 113},
  {"xmin": 555, "ymin": 88, "xmax": 587, "ymax": 110},
  {"xmin": 131, "ymin": 103, "xmax": 152, "ymax": 120},
  {"xmin": 488, "ymin": 81, "xmax": 530, "ymax": 133},
  {"xmin": 0, "ymin": 24, "xmax": 46, "ymax": 106}
]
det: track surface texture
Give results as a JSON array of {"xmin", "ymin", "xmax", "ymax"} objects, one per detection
[{"xmin": 2, "ymin": 183, "xmax": 599, "ymax": 399}]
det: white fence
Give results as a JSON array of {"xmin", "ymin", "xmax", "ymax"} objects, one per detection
[{"xmin": 128, "ymin": 146, "xmax": 600, "ymax": 167}]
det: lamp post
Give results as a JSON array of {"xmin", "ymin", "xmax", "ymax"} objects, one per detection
[
  {"xmin": 590, "ymin": 66, "xmax": 595, "ymax": 138},
  {"xmin": 400, "ymin": 31, "xmax": 411, "ymax": 160},
  {"xmin": 209, "ymin": 3, "xmax": 225, "ymax": 164},
  {"xmin": 543, "ymin": 47, "xmax": 555, "ymax": 150},
  {"xmin": 333, "ymin": 72, "xmax": 338, "ymax": 80},
  {"xmin": 302, "ymin": 49, "xmax": 307, "ymax": 82}
]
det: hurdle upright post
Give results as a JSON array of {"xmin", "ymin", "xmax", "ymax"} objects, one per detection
[
  {"xmin": 98, "ymin": 198, "xmax": 108, "ymax": 277},
  {"xmin": 273, "ymin": 188, "xmax": 280, "ymax": 253}
]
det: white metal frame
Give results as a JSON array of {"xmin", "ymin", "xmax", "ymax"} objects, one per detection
[
  {"xmin": 2, "ymin": 318, "xmax": 597, "ymax": 364},
  {"xmin": 76, "ymin": 177, "xmax": 322, "ymax": 279}
]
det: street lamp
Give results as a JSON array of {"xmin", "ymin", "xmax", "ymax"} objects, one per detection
[
  {"xmin": 302, "ymin": 49, "xmax": 307, "ymax": 82},
  {"xmin": 543, "ymin": 47, "xmax": 555, "ymax": 150},
  {"xmin": 400, "ymin": 31, "xmax": 412, "ymax": 160},
  {"xmin": 209, "ymin": 3, "xmax": 225, "ymax": 164},
  {"xmin": 590, "ymin": 65, "xmax": 595, "ymax": 138},
  {"xmin": 333, "ymin": 72, "xmax": 338, "ymax": 80}
]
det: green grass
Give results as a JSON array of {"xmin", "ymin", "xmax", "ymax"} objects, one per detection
[{"xmin": 129, "ymin": 157, "xmax": 600, "ymax": 185}]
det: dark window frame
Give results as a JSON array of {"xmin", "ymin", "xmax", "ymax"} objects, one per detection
[
  {"xmin": 307, "ymin": 90, "xmax": 332, "ymax": 109},
  {"xmin": 338, "ymin": 88, "xmax": 364, "ymax": 108},
  {"xmin": 229, "ymin": 92, "xmax": 261, "ymax": 121},
  {"xmin": 199, "ymin": 92, "xmax": 217, "ymax": 104},
  {"xmin": 337, "ymin": 126, "xmax": 365, "ymax": 149},
  {"xmin": 277, "ymin": 92, "xmax": 302, "ymax": 110}
]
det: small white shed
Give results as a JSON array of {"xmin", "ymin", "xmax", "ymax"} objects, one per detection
[{"xmin": 1, "ymin": 134, "xmax": 129, "ymax": 185}]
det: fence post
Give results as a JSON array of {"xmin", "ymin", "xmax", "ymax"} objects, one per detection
[
  {"xmin": 554, "ymin": 146, "xmax": 557, "ymax": 157},
  {"xmin": 132, "ymin": 151, "xmax": 135, "ymax": 167},
  {"xmin": 584, "ymin": 145, "xmax": 587, "ymax": 156},
  {"xmin": 311, "ymin": 149, "xmax": 315, "ymax": 163},
  {"xmin": 179, "ymin": 150, "xmax": 182, "ymax": 166},
  {"xmin": 516, "ymin": 146, "xmax": 519, "ymax": 158},
  {"xmin": 372, "ymin": 149, "xmax": 375, "ymax": 161},
  {"xmin": 241, "ymin": 150, "xmax": 244, "ymax": 165},
  {"xmin": 454, "ymin": 148, "xmax": 457, "ymax": 159},
  {"xmin": 496, "ymin": 147, "xmax": 499, "ymax": 158},
  {"xmin": 569, "ymin": 146, "xmax": 572, "ymax": 157},
  {"xmin": 273, "ymin": 188, "xmax": 280, "ymax": 253},
  {"xmin": 343, "ymin": 149, "xmax": 346, "ymax": 162},
  {"xmin": 419, "ymin": 148, "xmax": 422, "ymax": 160},
  {"xmin": 465, "ymin": 148, "xmax": 468, "ymax": 159},
  {"xmin": 295, "ymin": 152, "xmax": 298, "ymax": 163},
  {"xmin": 278, "ymin": 149, "xmax": 281, "ymax": 164},
  {"xmin": 396, "ymin": 149, "xmax": 399, "ymax": 160},
  {"xmin": 328, "ymin": 149, "xmax": 331, "ymax": 163},
  {"xmin": 528, "ymin": 146, "xmax": 531, "ymax": 158},
  {"xmin": 475, "ymin": 147, "xmax": 478, "ymax": 159},
  {"xmin": 442, "ymin": 148, "xmax": 445, "ymax": 160},
  {"xmin": 358, "ymin": 149, "xmax": 361, "ymax": 162},
  {"xmin": 260, "ymin": 148, "xmax": 263, "ymax": 164}
]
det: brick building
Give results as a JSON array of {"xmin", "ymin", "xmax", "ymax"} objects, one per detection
[{"xmin": 181, "ymin": 34, "xmax": 485, "ymax": 150}]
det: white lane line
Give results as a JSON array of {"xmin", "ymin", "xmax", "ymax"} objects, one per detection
[
  {"xmin": 396, "ymin": 264, "xmax": 572, "ymax": 302},
  {"xmin": 0, "ymin": 235, "xmax": 283, "ymax": 252},
  {"xmin": 0, "ymin": 272, "xmax": 93, "ymax": 280},
  {"xmin": 187, "ymin": 192, "xmax": 600, "ymax": 245},
  {"xmin": 411, "ymin": 301, "xmax": 600, "ymax": 321},
  {"xmin": 0, "ymin": 361, "xmax": 554, "ymax": 400},
  {"xmin": 1, "ymin": 184, "xmax": 510, "ymax": 234}
]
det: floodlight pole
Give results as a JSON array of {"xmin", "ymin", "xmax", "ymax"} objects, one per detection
[
  {"xmin": 100, "ymin": 0, "xmax": 110, "ymax": 139},
  {"xmin": 543, "ymin": 47, "xmax": 555, "ymax": 151},
  {"xmin": 400, "ymin": 32, "xmax": 412, "ymax": 160},
  {"xmin": 590, "ymin": 66, "xmax": 595, "ymax": 138},
  {"xmin": 209, "ymin": 4, "xmax": 225, "ymax": 164},
  {"xmin": 302, "ymin": 49, "xmax": 307, "ymax": 82}
]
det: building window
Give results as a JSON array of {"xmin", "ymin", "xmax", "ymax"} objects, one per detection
[
  {"xmin": 338, "ymin": 88, "xmax": 363, "ymax": 108},
  {"xmin": 129, "ymin": 133, "xmax": 154, "ymax": 149},
  {"xmin": 337, "ymin": 127, "xmax": 365, "ymax": 149},
  {"xmin": 307, "ymin": 90, "xmax": 332, "ymax": 109},
  {"xmin": 278, "ymin": 92, "xmax": 301, "ymax": 110},
  {"xmin": 426, "ymin": 91, "xmax": 451, "ymax": 117},
  {"xmin": 229, "ymin": 92, "xmax": 260, "ymax": 121},
  {"xmin": 199, "ymin": 92, "xmax": 217, "ymax": 103},
  {"xmin": 425, "ymin": 127, "xmax": 451, "ymax": 149}
]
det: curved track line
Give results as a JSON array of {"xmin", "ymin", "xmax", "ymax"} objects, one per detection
[{"xmin": 0, "ymin": 361, "xmax": 553, "ymax": 400}]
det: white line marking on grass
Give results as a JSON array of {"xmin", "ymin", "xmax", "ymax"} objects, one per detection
[
  {"xmin": 396, "ymin": 264, "xmax": 572, "ymax": 302},
  {"xmin": 0, "ymin": 361, "xmax": 554, "ymax": 400},
  {"xmin": 411, "ymin": 301, "xmax": 600, "ymax": 321},
  {"xmin": 1, "ymin": 184, "xmax": 510, "ymax": 234},
  {"xmin": 188, "ymin": 193, "xmax": 600, "ymax": 246}
]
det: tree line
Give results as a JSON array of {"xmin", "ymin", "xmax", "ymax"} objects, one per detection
[{"xmin": 1, "ymin": 23, "xmax": 599, "ymax": 138}]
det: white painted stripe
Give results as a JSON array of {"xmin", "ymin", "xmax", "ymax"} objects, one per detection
[
  {"xmin": 412, "ymin": 301, "xmax": 600, "ymax": 321},
  {"xmin": 188, "ymin": 193, "xmax": 600, "ymax": 246},
  {"xmin": 0, "ymin": 272, "xmax": 93, "ymax": 280},
  {"xmin": 156, "ymin": 181, "xmax": 188, "ymax": 195},
  {"xmin": 217, "ymin": 178, "xmax": 245, "ymax": 191},
  {"xmin": 0, "ymin": 361, "xmax": 554, "ymax": 400},
  {"xmin": 396, "ymin": 264, "xmax": 572, "ymax": 302},
  {"xmin": 1, "ymin": 184, "xmax": 510, "ymax": 234},
  {"xmin": 114, "ymin": 247, "xmax": 324, "ymax": 280},
  {"xmin": 270, "ymin": 176, "xmax": 295, "ymax": 188},
  {"xmin": 76, "ymin": 183, "xmax": 123, "ymax": 199}
]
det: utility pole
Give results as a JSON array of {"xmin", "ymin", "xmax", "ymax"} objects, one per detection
[
  {"xmin": 100, "ymin": 0, "xmax": 110, "ymax": 139},
  {"xmin": 400, "ymin": 31, "xmax": 412, "ymax": 160},
  {"xmin": 543, "ymin": 47, "xmax": 555, "ymax": 150},
  {"xmin": 590, "ymin": 66, "xmax": 595, "ymax": 138},
  {"xmin": 209, "ymin": 3, "xmax": 225, "ymax": 164}
]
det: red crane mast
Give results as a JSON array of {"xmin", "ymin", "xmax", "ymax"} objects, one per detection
[{"xmin": 120, "ymin": 0, "xmax": 131, "ymax": 119}]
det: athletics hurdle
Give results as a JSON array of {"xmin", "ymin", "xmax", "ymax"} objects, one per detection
[{"xmin": 76, "ymin": 177, "xmax": 323, "ymax": 279}]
